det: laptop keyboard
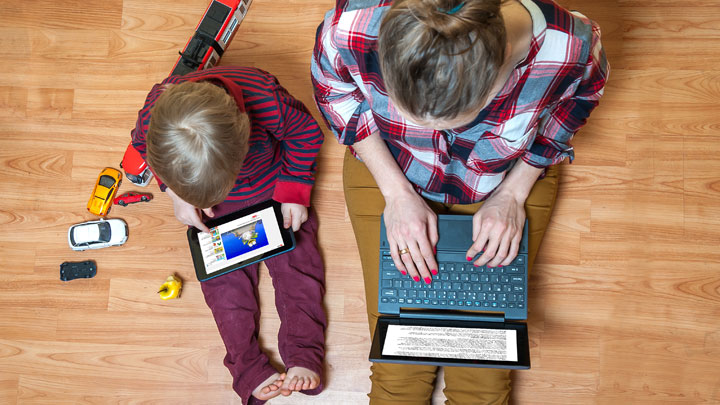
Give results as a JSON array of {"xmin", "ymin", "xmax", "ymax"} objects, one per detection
[{"xmin": 379, "ymin": 253, "xmax": 527, "ymax": 311}]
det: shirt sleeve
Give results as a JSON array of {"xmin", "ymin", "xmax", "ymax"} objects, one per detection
[
  {"xmin": 269, "ymin": 85, "xmax": 325, "ymax": 207},
  {"xmin": 130, "ymin": 83, "xmax": 168, "ymax": 190},
  {"xmin": 522, "ymin": 19, "xmax": 609, "ymax": 168},
  {"xmin": 311, "ymin": 8, "xmax": 378, "ymax": 146}
]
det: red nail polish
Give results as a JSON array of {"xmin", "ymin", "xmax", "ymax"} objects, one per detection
[
  {"xmin": 401, "ymin": 270, "xmax": 407, "ymax": 276},
  {"xmin": 433, "ymin": 247, "xmax": 437, "ymax": 254},
  {"xmin": 424, "ymin": 277, "xmax": 432, "ymax": 284},
  {"xmin": 431, "ymin": 269, "xmax": 438, "ymax": 275},
  {"xmin": 413, "ymin": 276, "xmax": 420, "ymax": 282},
  {"xmin": 466, "ymin": 256, "xmax": 472, "ymax": 261},
  {"xmin": 473, "ymin": 264, "xmax": 479, "ymax": 267}
]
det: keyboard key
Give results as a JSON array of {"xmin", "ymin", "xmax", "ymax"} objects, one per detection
[
  {"xmin": 463, "ymin": 283, "xmax": 471, "ymax": 291},
  {"xmin": 490, "ymin": 275, "xmax": 499, "ymax": 283},
  {"xmin": 450, "ymin": 273, "xmax": 459, "ymax": 281},
  {"xmin": 440, "ymin": 273, "xmax": 449, "ymax": 281},
  {"xmin": 460, "ymin": 273, "xmax": 470, "ymax": 281},
  {"xmin": 501, "ymin": 275, "xmax": 509, "ymax": 283},
  {"xmin": 399, "ymin": 290, "xmax": 408, "ymax": 298},
  {"xmin": 513, "ymin": 256, "xmax": 526, "ymax": 265},
  {"xmin": 407, "ymin": 299, "xmax": 414, "ymax": 304},
  {"xmin": 382, "ymin": 289, "xmax": 396, "ymax": 297},
  {"xmin": 404, "ymin": 280, "xmax": 412, "ymax": 289},
  {"xmin": 398, "ymin": 298, "xmax": 405, "ymax": 303},
  {"xmin": 508, "ymin": 266, "xmax": 521, "ymax": 273},
  {"xmin": 381, "ymin": 280, "xmax": 392, "ymax": 288},
  {"xmin": 511, "ymin": 276, "xmax": 525, "ymax": 283},
  {"xmin": 458, "ymin": 301, "xmax": 464, "ymax": 306},
  {"xmin": 382, "ymin": 261, "xmax": 396, "ymax": 270},
  {"xmin": 382, "ymin": 271, "xmax": 396, "ymax": 279},
  {"xmin": 381, "ymin": 298, "xmax": 388, "ymax": 303},
  {"xmin": 440, "ymin": 300, "xmax": 447, "ymax": 305},
  {"xmin": 480, "ymin": 274, "xmax": 489, "ymax": 282},
  {"xmin": 470, "ymin": 274, "xmax": 479, "ymax": 282},
  {"xmin": 390, "ymin": 298, "xmax": 397, "ymax": 303},
  {"xmin": 393, "ymin": 280, "xmax": 402, "ymax": 288},
  {"xmin": 493, "ymin": 284, "xmax": 502, "ymax": 292},
  {"xmin": 503, "ymin": 284, "xmax": 512, "ymax": 292}
]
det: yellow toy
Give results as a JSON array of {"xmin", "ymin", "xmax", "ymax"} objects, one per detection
[{"xmin": 158, "ymin": 275, "xmax": 182, "ymax": 300}]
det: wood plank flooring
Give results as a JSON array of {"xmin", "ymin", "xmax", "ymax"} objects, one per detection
[{"xmin": 1, "ymin": 0, "xmax": 718, "ymax": 403}]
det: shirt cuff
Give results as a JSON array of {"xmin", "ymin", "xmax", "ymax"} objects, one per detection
[{"xmin": 271, "ymin": 180, "xmax": 313, "ymax": 207}]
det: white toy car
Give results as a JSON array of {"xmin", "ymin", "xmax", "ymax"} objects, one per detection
[{"xmin": 68, "ymin": 218, "xmax": 128, "ymax": 251}]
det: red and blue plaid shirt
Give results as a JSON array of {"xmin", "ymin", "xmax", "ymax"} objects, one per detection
[
  {"xmin": 312, "ymin": 0, "xmax": 609, "ymax": 204},
  {"xmin": 132, "ymin": 66, "xmax": 323, "ymax": 206}
]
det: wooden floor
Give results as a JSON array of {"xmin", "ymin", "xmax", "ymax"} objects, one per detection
[{"xmin": 1, "ymin": 0, "xmax": 719, "ymax": 403}]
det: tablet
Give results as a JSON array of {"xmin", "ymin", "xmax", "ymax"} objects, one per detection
[
  {"xmin": 369, "ymin": 316, "xmax": 530, "ymax": 369},
  {"xmin": 187, "ymin": 200, "xmax": 296, "ymax": 282}
]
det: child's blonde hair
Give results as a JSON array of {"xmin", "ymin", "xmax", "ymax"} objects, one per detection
[
  {"xmin": 379, "ymin": 0, "xmax": 507, "ymax": 120},
  {"xmin": 147, "ymin": 81, "xmax": 250, "ymax": 208}
]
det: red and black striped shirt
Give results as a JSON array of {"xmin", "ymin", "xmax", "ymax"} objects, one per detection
[{"xmin": 131, "ymin": 66, "xmax": 324, "ymax": 206}]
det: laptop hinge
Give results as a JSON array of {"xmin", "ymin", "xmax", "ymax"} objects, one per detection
[{"xmin": 399, "ymin": 309, "xmax": 505, "ymax": 323}]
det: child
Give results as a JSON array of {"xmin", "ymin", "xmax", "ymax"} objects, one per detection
[{"xmin": 131, "ymin": 66, "xmax": 326, "ymax": 404}]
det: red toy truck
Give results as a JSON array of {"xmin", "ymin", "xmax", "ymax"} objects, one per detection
[
  {"xmin": 122, "ymin": 0, "xmax": 251, "ymax": 185},
  {"xmin": 171, "ymin": 0, "xmax": 252, "ymax": 76},
  {"xmin": 120, "ymin": 143, "xmax": 153, "ymax": 187}
]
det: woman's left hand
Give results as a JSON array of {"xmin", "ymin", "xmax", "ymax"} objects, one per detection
[
  {"xmin": 466, "ymin": 190, "xmax": 526, "ymax": 268},
  {"xmin": 281, "ymin": 203, "xmax": 308, "ymax": 232}
]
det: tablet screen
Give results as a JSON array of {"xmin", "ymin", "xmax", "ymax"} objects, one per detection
[{"xmin": 197, "ymin": 206, "xmax": 286, "ymax": 275}]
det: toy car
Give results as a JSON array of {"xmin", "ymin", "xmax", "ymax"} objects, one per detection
[
  {"xmin": 87, "ymin": 167, "xmax": 122, "ymax": 217},
  {"xmin": 171, "ymin": 0, "xmax": 252, "ymax": 76},
  {"xmin": 68, "ymin": 218, "xmax": 128, "ymax": 251},
  {"xmin": 114, "ymin": 191, "xmax": 153, "ymax": 206},
  {"xmin": 120, "ymin": 144, "xmax": 154, "ymax": 187}
]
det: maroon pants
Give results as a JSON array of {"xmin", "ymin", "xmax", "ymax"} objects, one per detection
[{"xmin": 200, "ymin": 200, "xmax": 326, "ymax": 404}]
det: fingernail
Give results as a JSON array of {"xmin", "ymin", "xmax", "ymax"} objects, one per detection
[
  {"xmin": 473, "ymin": 264, "xmax": 479, "ymax": 267},
  {"xmin": 466, "ymin": 256, "xmax": 472, "ymax": 261},
  {"xmin": 433, "ymin": 247, "xmax": 437, "ymax": 254},
  {"xmin": 431, "ymin": 269, "xmax": 438, "ymax": 275},
  {"xmin": 424, "ymin": 277, "xmax": 432, "ymax": 284},
  {"xmin": 413, "ymin": 276, "xmax": 420, "ymax": 282},
  {"xmin": 401, "ymin": 270, "xmax": 407, "ymax": 276}
]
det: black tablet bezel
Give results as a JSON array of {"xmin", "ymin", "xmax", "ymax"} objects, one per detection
[
  {"xmin": 187, "ymin": 200, "xmax": 296, "ymax": 282},
  {"xmin": 369, "ymin": 316, "xmax": 530, "ymax": 369}
]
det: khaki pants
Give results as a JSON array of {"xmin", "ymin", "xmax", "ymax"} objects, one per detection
[{"xmin": 343, "ymin": 149, "xmax": 560, "ymax": 405}]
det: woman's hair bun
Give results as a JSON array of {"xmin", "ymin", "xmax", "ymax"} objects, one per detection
[{"xmin": 405, "ymin": 0, "xmax": 501, "ymax": 39}]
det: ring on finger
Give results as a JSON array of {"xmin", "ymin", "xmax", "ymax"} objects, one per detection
[{"xmin": 398, "ymin": 248, "xmax": 410, "ymax": 255}]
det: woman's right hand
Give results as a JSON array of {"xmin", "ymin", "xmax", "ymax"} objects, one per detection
[
  {"xmin": 165, "ymin": 187, "xmax": 213, "ymax": 233},
  {"xmin": 383, "ymin": 189, "xmax": 439, "ymax": 284}
]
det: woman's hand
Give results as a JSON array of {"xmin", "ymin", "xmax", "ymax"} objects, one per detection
[
  {"xmin": 165, "ymin": 187, "xmax": 214, "ymax": 233},
  {"xmin": 281, "ymin": 203, "xmax": 308, "ymax": 232},
  {"xmin": 466, "ymin": 190, "xmax": 525, "ymax": 268},
  {"xmin": 465, "ymin": 160, "xmax": 543, "ymax": 267},
  {"xmin": 384, "ymin": 190, "xmax": 439, "ymax": 283}
]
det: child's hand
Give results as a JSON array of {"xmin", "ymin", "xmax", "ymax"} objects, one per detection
[
  {"xmin": 281, "ymin": 203, "xmax": 308, "ymax": 232},
  {"xmin": 166, "ymin": 187, "xmax": 213, "ymax": 233}
]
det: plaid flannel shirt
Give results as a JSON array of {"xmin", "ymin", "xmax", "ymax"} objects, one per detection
[{"xmin": 312, "ymin": 0, "xmax": 609, "ymax": 204}]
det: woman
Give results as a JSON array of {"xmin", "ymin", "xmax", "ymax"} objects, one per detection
[{"xmin": 312, "ymin": 0, "xmax": 608, "ymax": 403}]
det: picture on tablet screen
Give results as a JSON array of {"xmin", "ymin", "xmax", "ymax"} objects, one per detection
[{"xmin": 197, "ymin": 206, "xmax": 285, "ymax": 274}]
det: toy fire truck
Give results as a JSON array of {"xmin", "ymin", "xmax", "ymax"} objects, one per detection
[
  {"xmin": 120, "ymin": 143, "xmax": 153, "ymax": 187},
  {"xmin": 122, "ymin": 0, "xmax": 251, "ymax": 185},
  {"xmin": 171, "ymin": 0, "xmax": 252, "ymax": 76}
]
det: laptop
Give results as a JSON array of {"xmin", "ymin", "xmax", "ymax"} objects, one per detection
[{"xmin": 369, "ymin": 215, "xmax": 531, "ymax": 369}]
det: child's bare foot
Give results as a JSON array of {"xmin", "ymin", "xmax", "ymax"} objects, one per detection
[
  {"xmin": 252, "ymin": 372, "xmax": 286, "ymax": 401},
  {"xmin": 280, "ymin": 366, "xmax": 320, "ymax": 396}
]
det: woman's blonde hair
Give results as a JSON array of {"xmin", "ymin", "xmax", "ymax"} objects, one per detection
[
  {"xmin": 147, "ymin": 81, "xmax": 250, "ymax": 208},
  {"xmin": 378, "ymin": 0, "xmax": 506, "ymax": 120}
]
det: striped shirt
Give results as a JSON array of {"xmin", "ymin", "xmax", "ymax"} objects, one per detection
[
  {"xmin": 311, "ymin": 0, "xmax": 609, "ymax": 204},
  {"xmin": 131, "ymin": 66, "xmax": 324, "ymax": 206}
]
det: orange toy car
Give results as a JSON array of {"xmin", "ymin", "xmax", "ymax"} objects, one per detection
[{"xmin": 87, "ymin": 168, "xmax": 122, "ymax": 217}]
